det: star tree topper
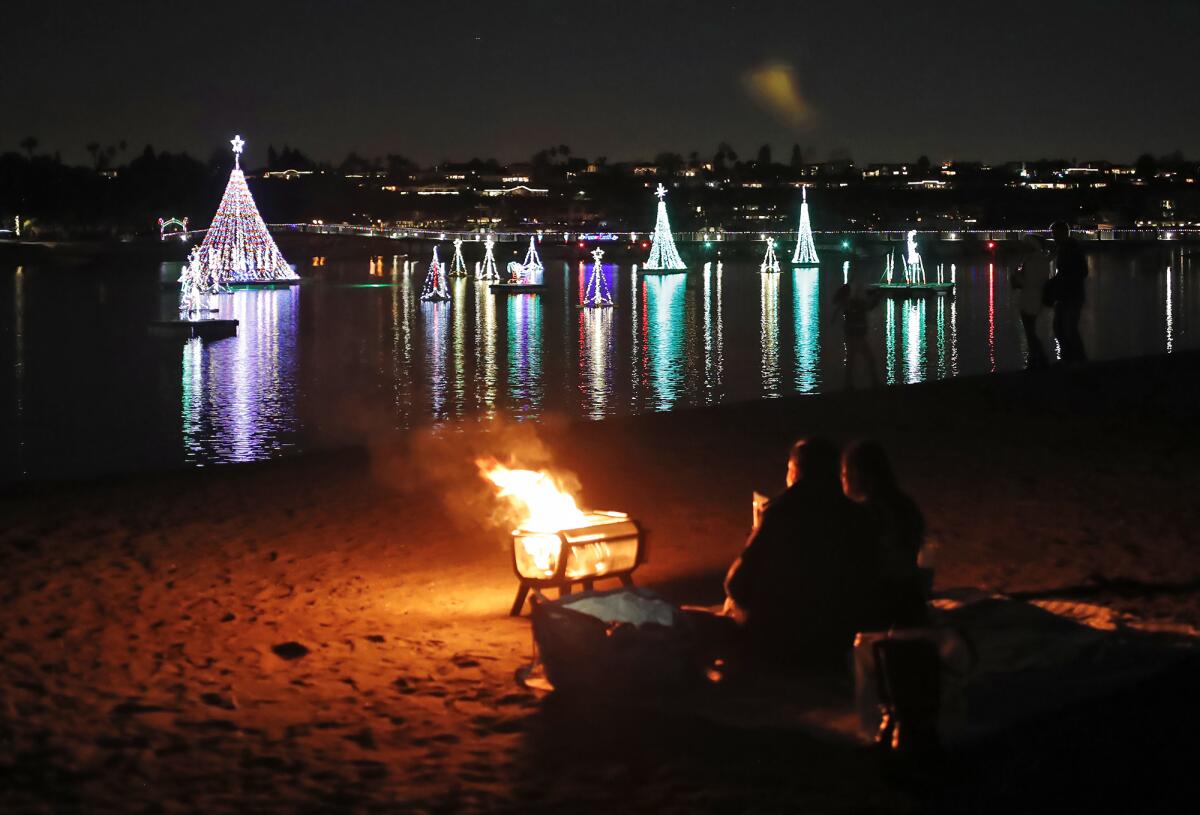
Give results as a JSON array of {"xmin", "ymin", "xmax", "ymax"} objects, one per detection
[
  {"xmin": 592, "ymin": 248, "xmax": 605, "ymax": 263},
  {"xmin": 655, "ymin": 182, "xmax": 668, "ymax": 200},
  {"xmin": 231, "ymin": 134, "xmax": 245, "ymax": 167}
]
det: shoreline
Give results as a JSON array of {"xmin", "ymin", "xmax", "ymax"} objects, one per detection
[{"xmin": 2, "ymin": 352, "xmax": 1199, "ymax": 811}]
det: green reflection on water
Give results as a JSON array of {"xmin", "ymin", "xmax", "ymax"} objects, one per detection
[
  {"xmin": 644, "ymin": 274, "xmax": 686, "ymax": 411},
  {"xmin": 885, "ymin": 299, "xmax": 897, "ymax": 385},
  {"xmin": 902, "ymin": 299, "xmax": 927, "ymax": 384}
]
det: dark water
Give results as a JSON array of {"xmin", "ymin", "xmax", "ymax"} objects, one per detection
[{"xmin": 1, "ymin": 248, "xmax": 1196, "ymax": 482}]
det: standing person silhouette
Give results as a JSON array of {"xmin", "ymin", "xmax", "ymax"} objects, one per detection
[
  {"xmin": 831, "ymin": 281, "xmax": 882, "ymax": 389},
  {"xmin": 1013, "ymin": 234, "xmax": 1051, "ymax": 370},
  {"xmin": 1047, "ymin": 222, "xmax": 1088, "ymax": 363}
]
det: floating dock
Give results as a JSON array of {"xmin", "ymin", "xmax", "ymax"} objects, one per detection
[
  {"xmin": 871, "ymin": 282, "xmax": 955, "ymax": 296},
  {"xmin": 228, "ymin": 279, "xmax": 301, "ymax": 289},
  {"xmin": 490, "ymin": 282, "xmax": 548, "ymax": 293},
  {"xmin": 640, "ymin": 268, "xmax": 688, "ymax": 276},
  {"xmin": 148, "ymin": 319, "xmax": 239, "ymax": 340}
]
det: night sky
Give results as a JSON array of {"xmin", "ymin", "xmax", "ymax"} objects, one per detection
[{"xmin": 2, "ymin": 0, "xmax": 1196, "ymax": 166}]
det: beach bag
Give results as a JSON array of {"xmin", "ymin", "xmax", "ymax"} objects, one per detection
[{"xmin": 526, "ymin": 588, "xmax": 702, "ymax": 695}]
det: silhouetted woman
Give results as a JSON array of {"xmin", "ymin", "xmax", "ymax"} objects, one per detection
[{"xmin": 841, "ymin": 441, "xmax": 928, "ymax": 627}]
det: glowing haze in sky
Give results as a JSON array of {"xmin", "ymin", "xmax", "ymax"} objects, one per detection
[{"xmin": 1, "ymin": 0, "xmax": 1196, "ymax": 165}]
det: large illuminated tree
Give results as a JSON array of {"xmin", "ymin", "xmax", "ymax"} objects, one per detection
[
  {"xmin": 420, "ymin": 246, "xmax": 450, "ymax": 301},
  {"xmin": 643, "ymin": 183, "xmax": 687, "ymax": 270},
  {"xmin": 791, "ymin": 187, "xmax": 820, "ymax": 266},
  {"xmin": 192, "ymin": 135, "xmax": 298, "ymax": 286},
  {"xmin": 582, "ymin": 248, "xmax": 613, "ymax": 308}
]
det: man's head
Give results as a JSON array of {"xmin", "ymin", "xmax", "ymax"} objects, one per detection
[
  {"xmin": 1050, "ymin": 221, "xmax": 1071, "ymax": 242},
  {"xmin": 786, "ymin": 437, "xmax": 840, "ymax": 488},
  {"xmin": 841, "ymin": 440, "xmax": 896, "ymax": 501}
]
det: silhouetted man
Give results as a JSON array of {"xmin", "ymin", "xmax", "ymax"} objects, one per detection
[
  {"xmin": 1048, "ymin": 221, "xmax": 1088, "ymax": 363},
  {"xmin": 725, "ymin": 437, "xmax": 879, "ymax": 664}
]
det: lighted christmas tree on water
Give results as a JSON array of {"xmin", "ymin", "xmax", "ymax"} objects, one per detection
[
  {"xmin": 791, "ymin": 187, "xmax": 819, "ymax": 266},
  {"xmin": 178, "ymin": 248, "xmax": 207, "ymax": 317},
  {"xmin": 521, "ymin": 236, "xmax": 544, "ymax": 275},
  {"xmin": 476, "ymin": 236, "xmax": 500, "ymax": 282},
  {"xmin": 192, "ymin": 135, "xmax": 298, "ymax": 287},
  {"xmin": 420, "ymin": 246, "xmax": 450, "ymax": 302},
  {"xmin": 760, "ymin": 237, "xmax": 781, "ymax": 273},
  {"xmin": 643, "ymin": 184, "xmax": 687, "ymax": 270},
  {"xmin": 902, "ymin": 230, "xmax": 926, "ymax": 284},
  {"xmin": 582, "ymin": 248, "xmax": 613, "ymax": 308},
  {"xmin": 449, "ymin": 237, "xmax": 468, "ymax": 277}
]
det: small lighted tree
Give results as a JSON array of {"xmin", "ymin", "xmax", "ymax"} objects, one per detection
[
  {"xmin": 476, "ymin": 235, "xmax": 500, "ymax": 282},
  {"xmin": 420, "ymin": 246, "xmax": 451, "ymax": 301},
  {"xmin": 643, "ymin": 184, "xmax": 687, "ymax": 270},
  {"xmin": 582, "ymin": 248, "xmax": 613, "ymax": 308},
  {"xmin": 521, "ymin": 236, "xmax": 543, "ymax": 275},
  {"xmin": 791, "ymin": 187, "xmax": 819, "ymax": 266},
  {"xmin": 760, "ymin": 237, "xmax": 780, "ymax": 273},
  {"xmin": 902, "ymin": 230, "xmax": 926, "ymax": 284},
  {"xmin": 179, "ymin": 249, "xmax": 205, "ymax": 317},
  {"xmin": 449, "ymin": 237, "xmax": 468, "ymax": 277}
]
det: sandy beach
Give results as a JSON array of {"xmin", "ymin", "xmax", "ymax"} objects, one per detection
[{"xmin": 3, "ymin": 352, "xmax": 1199, "ymax": 813}]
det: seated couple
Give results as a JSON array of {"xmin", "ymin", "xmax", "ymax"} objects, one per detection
[{"xmin": 723, "ymin": 437, "xmax": 929, "ymax": 665}]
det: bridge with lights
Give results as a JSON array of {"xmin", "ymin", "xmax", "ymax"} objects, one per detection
[{"xmin": 164, "ymin": 223, "xmax": 1200, "ymax": 250}]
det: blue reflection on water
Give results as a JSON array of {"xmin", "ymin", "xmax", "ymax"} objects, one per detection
[{"xmin": 792, "ymin": 266, "xmax": 820, "ymax": 393}]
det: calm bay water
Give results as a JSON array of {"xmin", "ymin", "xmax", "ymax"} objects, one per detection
[{"xmin": 1, "ymin": 247, "xmax": 1196, "ymax": 482}]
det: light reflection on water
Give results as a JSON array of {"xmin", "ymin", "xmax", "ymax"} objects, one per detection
[
  {"xmin": 760, "ymin": 272, "xmax": 780, "ymax": 397},
  {"xmin": 2, "ymin": 249, "xmax": 1198, "ymax": 479},
  {"xmin": 181, "ymin": 287, "xmax": 300, "ymax": 463},
  {"xmin": 506, "ymin": 294, "xmax": 542, "ymax": 415},
  {"xmin": 792, "ymin": 266, "xmax": 820, "ymax": 393},
  {"xmin": 644, "ymin": 273, "xmax": 688, "ymax": 411}
]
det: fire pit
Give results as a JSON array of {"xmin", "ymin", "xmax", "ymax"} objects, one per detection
[{"xmin": 478, "ymin": 460, "xmax": 646, "ymax": 615}]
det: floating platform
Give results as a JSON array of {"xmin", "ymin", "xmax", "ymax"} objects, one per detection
[
  {"xmin": 640, "ymin": 268, "xmax": 687, "ymax": 276},
  {"xmin": 228, "ymin": 279, "xmax": 301, "ymax": 289},
  {"xmin": 490, "ymin": 282, "xmax": 548, "ymax": 293},
  {"xmin": 148, "ymin": 319, "xmax": 239, "ymax": 340},
  {"xmin": 871, "ymin": 282, "xmax": 955, "ymax": 296},
  {"xmin": 792, "ymin": 261, "xmax": 821, "ymax": 268}
]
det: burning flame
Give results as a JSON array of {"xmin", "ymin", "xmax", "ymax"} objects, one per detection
[
  {"xmin": 476, "ymin": 459, "xmax": 587, "ymax": 533},
  {"xmin": 478, "ymin": 458, "xmax": 599, "ymax": 578}
]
